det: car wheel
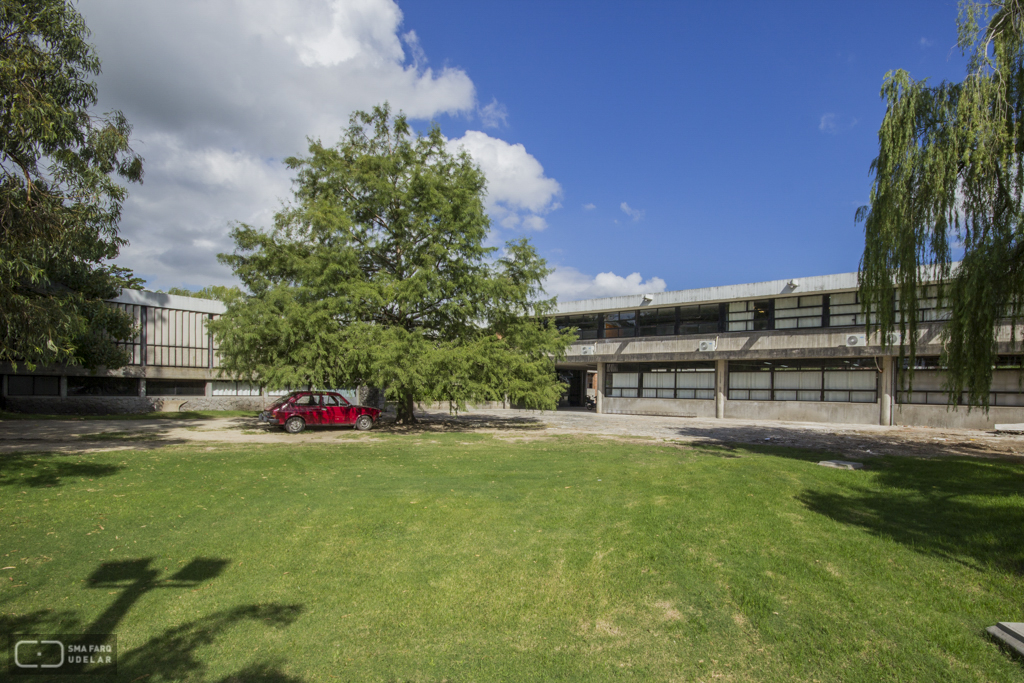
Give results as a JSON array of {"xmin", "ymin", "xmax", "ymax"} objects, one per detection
[
  {"xmin": 285, "ymin": 417, "xmax": 305, "ymax": 434},
  {"xmin": 355, "ymin": 415, "xmax": 374, "ymax": 431}
]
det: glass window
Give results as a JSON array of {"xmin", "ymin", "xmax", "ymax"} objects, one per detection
[
  {"xmin": 605, "ymin": 362, "xmax": 714, "ymax": 400},
  {"xmin": 637, "ymin": 308, "xmax": 676, "ymax": 337},
  {"xmin": 212, "ymin": 381, "xmax": 261, "ymax": 396},
  {"xmin": 829, "ymin": 291, "xmax": 876, "ymax": 327},
  {"xmin": 727, "ymin": 300, "xmax": 773, "ymax": 332},
  {"xmin": 147, "ymin": 379, "xmax": 207, "ymax": 396},
  {"xmin": 728, "ymin": 360, "xmax": 878, "ymax": 403},
  {"xmin": 678, "ymin": 304, "xmax": 720, "ymax": 335},
  {"xmin": 293, "ymin": 394, "xmax": 316, "ymax": 406},
  {"xmin": 604, "ymin": 311, "xmax": 636, "ymax": 339},
  {"xmin": 555, "ymin": 314, "xmax": 599, "ymax": 340},
  {"xmin": 6, "ymin": 375, "xmax": 60, "ymax": 396},
  {"xmin": 774, "ymin": 295, "xmax": 823, "ymax": 329},
  {"xmin": 67, "ymin": 377, "xmax": 139, "ymax": 397}
]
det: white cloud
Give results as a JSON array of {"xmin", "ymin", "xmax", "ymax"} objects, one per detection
[
  {"xmin": 919, "ymin": 37, "xmax": 932, "ymax": 48},
  {"xmin": 479, "ymin": 98, "xmax": 508, "ymax": 128},
  {"xmin": 819, "ymin": 113, "xmax": 837, "ymax": 133},
  {"xmin": 620, "ymin": 202, "xmax": 644, "ymax": 221},
  {"xmin": 543, "ymin": 266, "xmax": 667, "ymax": 302},
  {"xmin": 582, "ymin": 203, "xmax": 596, "ymax": 210},
  {"xmin": 77, "ymin": 0, "xmax": 478, "ymax": 289},
  {"xmin": 449, "ymin": 130, "xmax": 562, "ymax": 232}
]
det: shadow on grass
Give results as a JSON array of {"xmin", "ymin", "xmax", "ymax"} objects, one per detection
[
  {"xmin": 0, "ymin": 452, "xmax": 122, "ymax": 487},
  {"xmin": 0, "ymin": 557, "xmax": 306, "ymax": 681},
  {"xmin": 798, "ymin": 457, "xmax": 1024, "ymax": 575}
]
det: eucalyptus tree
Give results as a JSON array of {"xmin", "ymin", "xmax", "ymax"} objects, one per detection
[
  {"xmin": 0, "ymin": 0, "xmax": 143, "ymax": 370},
  {"xmin": 859, "ymin": 0, "xmax": 1024, "ymax": 407},
  {"xmin": 213, "ymin": 105, "xmax": 573, "ymax": 423}
]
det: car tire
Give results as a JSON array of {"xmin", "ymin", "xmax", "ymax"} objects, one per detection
[
  {"xmin": 285, "ymin": 417, "xmax": 305, "ymax": 434},
  {"xmin": 355, "ymin": 415, "xmax": 374, "ymax": 431}
]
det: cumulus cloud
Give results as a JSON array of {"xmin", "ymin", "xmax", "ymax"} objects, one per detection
[
  {"xmin": 543, "ymin": 266, "xmax": 667, "ymax": 302},
  {"xmin": 620, "ymin": 202, "xmax": 644, "ymax": 221},
  {"xmin": 78, "ymin": 0, "xmax": 477, "ymax": 288},
  {"xmin": 919, "ymin": 37, "xmax": 932, "ymax": 48},
  {"xmin": 582, "ymin": 203, "xmax": 596, "ymax": 210},
  {"xmin": 449, "ymin": 130, "xmax": 562, "ymax": 231},
  {"xmin": 819, "ymin": 113, "xmax": 837, "ymax": 133},
  {"xmin": 479, "ymin": 98, "xmax": 509, "ymax": 128}
]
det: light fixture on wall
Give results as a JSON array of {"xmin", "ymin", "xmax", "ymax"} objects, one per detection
[
  {"xmin": 641, "ymin": 293, "xmax": 653, "ymax": 302},
  {"xmin": 787, "ymin": 279, "xmax": 800, "ymax": 289}
]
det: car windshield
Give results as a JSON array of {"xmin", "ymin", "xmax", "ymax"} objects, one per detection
[{"xmin": 269, "ymin": 392, "xmax": 302, "ymax": 408}]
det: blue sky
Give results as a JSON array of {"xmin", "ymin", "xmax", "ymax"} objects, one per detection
[{"xmin": 80, "ymin": 0, "xmax": 969, "ymax": 300}]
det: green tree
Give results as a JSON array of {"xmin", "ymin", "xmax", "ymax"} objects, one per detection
[
  {"xmin": 212, "ymin": 105, "xmax": 573, "ymax": 423},
  {"xmin": 858, "ymin": 0, "xmax": 1024, "ymax": 408},
  {"xmin": 0, "ymin": 0, "xmax": 143, "ymax": 371},
  {"xmin": 163, "ymin": 285, "xmax": 242, "ymax": 302}
]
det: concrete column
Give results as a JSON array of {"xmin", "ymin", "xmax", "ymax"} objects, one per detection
[
  {"xmin": 138, "ymin": 378, "xmax": 146, "ymax": 397},
  {"xmin": 59, "ymin": 375, "xmax": 67, "ymax": 398},
  {"xmin": 595, "ymin": 362, "xmax": 605, "ymax": 414},
  {"xmin": 880, "ymin": 355, "xmax": 894, "ymax": 426},
  {"xmin": 205, "ymin": 380, "xmax": 213, "ymax": 398},
  {"xmin": 715, "ymin": 358, "xmax": 727, "ymax": 419}
]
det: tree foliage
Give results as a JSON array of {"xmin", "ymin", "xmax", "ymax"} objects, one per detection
[
  {"xmin": 0, "ymin": 0, "xmax": 143, "ymax": 371},
  {"xmin": 212, "ymin": 105, "xmax": 573, "ymax": 423},
  {"xmin": 859, "ymin": 0, "xmax": 1024, "ymax": 408},
  {"xmin": 163, "ymin": 285, "xmax": 242, "ymax": 302}
]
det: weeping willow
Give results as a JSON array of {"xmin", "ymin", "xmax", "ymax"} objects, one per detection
[{"xmin": 859, "ymin": 0, "xmax": 1024, "ymax": 409}]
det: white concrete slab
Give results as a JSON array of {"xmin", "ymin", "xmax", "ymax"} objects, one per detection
[
  {"xmin": 995, "ymin": 424, "xmax": 1024, "ymax": 434},
  {"xmin": 987, "ymin": 622, "xmax": 1024, "ymax": 657},
  {"xmin": 817, "ymin": 460, "xmax": 864, "ymax": 470}
]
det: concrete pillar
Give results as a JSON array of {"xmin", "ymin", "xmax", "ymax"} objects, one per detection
[
  {"xmin": 205, "ymin": 380, "xmax": 213, "ymax": 398},
  {"xmin": 715, "ymin": 358, "xmax": 727, "ymax": 419},
  {"xmin": 138, "ymin": 378, "xmax": 146, "ymax": 397},
  {"xmin": 59, "ymin": 375, "xmax": 67, "ymax": 398},
  {"xmin": 595, "ymin": 362, "xmax": 605, "ymax": 414},
  {"xmin": 880, "ymin": 355, "xmax": 894, "ymax": 426}
]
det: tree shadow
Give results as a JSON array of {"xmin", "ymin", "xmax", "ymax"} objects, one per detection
[
  {"xmin": 797, "ymin": 457, "xmax": 1024, "ymax": 575},
  {"xmin": 1, "ymin": 557, "xmax": 306, "ymax": 681},
  {"xmin": 0, "ymin": 452, "xmax": 123, "ymax": 488}
]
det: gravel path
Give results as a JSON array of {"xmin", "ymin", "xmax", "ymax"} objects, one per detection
[{"xmin": 1, "ymin": 407, "xmax": 1023, "ymax": 459}]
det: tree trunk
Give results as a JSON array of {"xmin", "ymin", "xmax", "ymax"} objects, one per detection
[{"xmin": 394, "ymin": 391, "xmax": 417, "ymax": 425}]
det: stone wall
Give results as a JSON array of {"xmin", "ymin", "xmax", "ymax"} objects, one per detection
[{"xmin": 4, "ymin": 396, "xmax": 266, "ymax": 415}]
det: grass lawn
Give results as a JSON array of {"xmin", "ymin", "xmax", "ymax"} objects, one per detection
[{"xmin": 1, "ymin": 433, "xmax": 1022, "ymax": 682}]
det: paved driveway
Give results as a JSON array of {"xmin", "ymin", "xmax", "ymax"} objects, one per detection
[{"xmin": 0, "ymin": 407, "xmax": 1022, "ymax": 459}]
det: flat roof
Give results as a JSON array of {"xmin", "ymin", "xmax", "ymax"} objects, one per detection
[
  {"xmin": 108, "ymin": 288, "xmax": 227, "ymax": 315},
  {"xmin": 552, "ymin": 271, "xmax": 860, "ymax": 315}
]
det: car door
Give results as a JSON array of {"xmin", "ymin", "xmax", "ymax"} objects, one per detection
[
  {"xmin": 292, "ymin": 392, "xmax": 320, "ymax": 424},
  {"xmin": 321, "ymin": 394, "xmax": 344, "ymax": 424},
  {"xmin": 336, "ymin": 394, "xmax": 357, "ymax": 425}
]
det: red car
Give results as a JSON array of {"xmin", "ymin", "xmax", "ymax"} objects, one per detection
[{"xmin": 259, "ymin": 391, "xmax": 380, "ymax": 433}]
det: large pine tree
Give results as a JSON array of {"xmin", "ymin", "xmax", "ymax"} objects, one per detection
[{"xmin": 213, "ymin": 105, "xmax": 574, "ymax": 423}]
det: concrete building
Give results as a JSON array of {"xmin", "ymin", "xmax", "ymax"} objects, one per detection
[
  {"xmin": 551, "ymin": 270, "xmax": 1024, "ymax": 430},
  {"xmin": 0, "ymin": 289, "xmax": 268, "ymax": 414}
]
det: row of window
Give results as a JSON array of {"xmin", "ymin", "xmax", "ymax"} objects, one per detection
[
  {"xmin": 603, "ymin": 357, "xmax": 1024, "ymax": 405},
  {"xmin": 110, "ymin": 303, "xmax": 219, "ymax": 369},
  {"xmin": 555, "ymin": 290, "xmax": 899, "ymax": 340},
  {"xmin": 3, "ymin": 377, "xmax": 261, "ymax": 397}
]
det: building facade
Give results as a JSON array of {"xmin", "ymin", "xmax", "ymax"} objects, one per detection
[
  {"xmin": 0, "ymin": 289, "xmax": 269, "ymax": 414},
  {"xmin": 551, "ymin": 271, "xmax": 1024, "ymax": 430}
]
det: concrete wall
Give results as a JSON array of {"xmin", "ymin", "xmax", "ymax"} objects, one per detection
[
  {"xmin": 603, "ymin": 397, "xmax": 716, "ymax": 418},
  {"xmin": 893, "ymin": 404, "xmax": 1023, "ymax": 430},
  {"xmin": 724, "ymin": 399, "xmax": 880, "ymax": 425},
  {"xmin": 4, "ymin": 396, "xmax": 267, "ymax": 415}
]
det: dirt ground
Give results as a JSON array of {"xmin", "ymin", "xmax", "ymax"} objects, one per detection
[{"xmin": 2, "ymin": 406, "xmax": 1024, "ymax": 460}]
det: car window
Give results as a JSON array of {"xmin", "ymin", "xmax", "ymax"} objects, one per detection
[
  {"xmin": 293, "ymin": 394, "xmax": 316, "ymax": 406},
  {"xmin": 322, "ymin": 395, "xmax": 341, "ymax": 407}
]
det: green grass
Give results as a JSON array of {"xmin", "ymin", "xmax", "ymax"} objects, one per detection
[
  {"xmin": 0, "ymin": 410, "xmax": 256, "ymax": 421},
  {"xmin": 1, "ymin": 434, "xmax": 1022, "ymax": 682}
]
